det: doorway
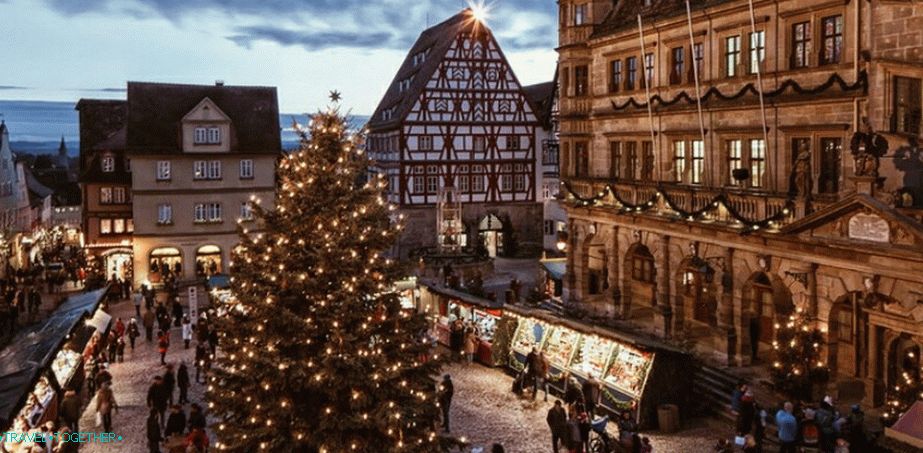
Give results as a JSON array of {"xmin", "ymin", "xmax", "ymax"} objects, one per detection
[{"xmin": 478, "ymin": 214, "xmax": 504, "ymax": 258}]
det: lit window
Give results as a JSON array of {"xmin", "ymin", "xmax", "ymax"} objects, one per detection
[
  {"xmin": 691, "ymin": 140, "xmax": 704, "ymax": 184},
  {"xmin": 100, "ymin": 187, "xmax": 112, "ymax": 204},
  {"xmin": 240, "ymin": 159, "xmax": 254, "ymax": 179},
  {"xmin": 673, "ymin": 141, "xmax": 686, "ymax": 183},
  {"xmin": 100, "ymin": 219, "xmax": 112, "ymax": 234},
  {"xmin": 113, "ymin": 187, "xmax": 126, "ymax": 204},
  {"xmin": 126, "ymin": 219, "xmax": 134, "ymax": 233},
  {"xmin": 749, "ymin": 139, "xmax": 766, "ymax": 188},
  {"xmin": 113, "ymin": 219, "xmax": 125, "ymax": 234}
]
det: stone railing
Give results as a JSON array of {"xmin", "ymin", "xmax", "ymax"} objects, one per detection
[{"xmin": 559, "ymin": 25, "xmax": 593, "ymax": 47}]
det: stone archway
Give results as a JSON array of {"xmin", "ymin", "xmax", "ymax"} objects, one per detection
[
  {"xmin": 675, "ymin": 255, "xmax": 718, "ymax": 332},
  {"xmin": 622, "ymin": 242, "xmax": 655, "ymax": 318},
  {"xmin": 886, "ymin": 334, "xmax": 921, "ymax": 393},
  {"xmin": 827, "ymin": 292, "xmax": 867, "ymax": 379},
  {"xmin": 580, "ymin": 225, "xmax": 609, "ymax": 298},
  {"xmin": 741, "ymin": 272, "xmax": 793, "ymax": 363}
]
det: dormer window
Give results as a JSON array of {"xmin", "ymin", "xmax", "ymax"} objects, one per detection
[
  {"xmin": 101, "ymin": 154, "xmax": 115, "ymax": 173},
  {"xmin": 398, "ymin": 78, "xmax": 412, "ymax": 92},
  {"xmin": 194, "ymin": 126, "xmax": 221, "ymax": 145}
]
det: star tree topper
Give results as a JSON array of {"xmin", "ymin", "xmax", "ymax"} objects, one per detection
[{"xmin": 329, "ymin": 90, "xmax": 342, "ymax": 103}]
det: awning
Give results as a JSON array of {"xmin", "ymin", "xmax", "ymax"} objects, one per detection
[
  {"xmin": 419, "ymin": 279, "xmax": 504, "ymax": 309},
  {"xmin": 85, "ymin": 309, "xmax": 112, "ymax": 334},
  {"xmin": 886, "ymin": 401, "xmax": 923, "ymax": 449},
  {"xmin": 541, "ymin": 260, "xmax": 566, "ymax": 281},
  {"xmin": 207, "ymin": 274, "xmax": 231, "ymax": 290}
]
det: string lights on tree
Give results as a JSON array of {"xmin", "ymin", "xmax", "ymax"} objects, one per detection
[
  {"xmin": 769, "ymin": 307, "xmax": 829, "ymax": 400},
  {"xmin": 882, "ymin": 349, "xmax": 922, "ymax": 425},
  {"xmin": 207, "ymin": 98, "xmax": 448, "ymax": 452}
]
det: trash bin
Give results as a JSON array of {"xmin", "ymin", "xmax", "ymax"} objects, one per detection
[{"xmin": 657, "ymin": 403, "xmax": 680, "ymax": 433}]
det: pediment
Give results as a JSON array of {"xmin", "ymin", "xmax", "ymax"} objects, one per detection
[
  {"xmin": 182, "ymin": 97, "xmax": 231, "ymax": 123},
  {"xmin": 781, "ymin": 194, "xmax": 923, "ymax": 248}
]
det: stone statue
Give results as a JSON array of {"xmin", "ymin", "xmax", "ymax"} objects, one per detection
[
  {"xmin": 791, "ymin": 142, "xmax": 813, "ymax": 198},
  {"xmin": 850, "ymin": 120, "xmax": 889, "ymax": 178}
]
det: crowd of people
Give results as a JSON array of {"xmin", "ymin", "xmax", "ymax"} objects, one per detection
[{"xmin": 722, "ymin": 382, "xmax": 869, "ymax": 453}]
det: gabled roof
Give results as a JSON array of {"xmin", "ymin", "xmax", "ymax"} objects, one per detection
[
  {"xmin": 75, "ymin": 99, "xmax": 127, "ymax": 155},
  {"xmin": 24, "ymin": 168, "xmax": 53, "ymax": 206},
  {"xmin": 368, "ymin": 9, "xmax": 484, "ymax": 130},
  {"xmin": 125, "ymin": 82, "xmax": 281, "ymax": 154},
  {"xmin": 522, "ymin": 80, "xmax": 556, "ymax": 130},
  {"xmin": 591, "ymin": 0, "xmax": 736, "ymax": 40},
  {"xmin": 781, "ymin": 193, "xmax": 923, "ymax": 249}
]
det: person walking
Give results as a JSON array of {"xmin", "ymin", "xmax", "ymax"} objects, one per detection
[
  {"xmin": 113, "ymin": 317, "xmax": 126, "ymax": 339},
  {"xmin": 566, "ymin": 408, "xmax": 583, "ymax": 453},
  {"xmin": 547, "ymin": 400, "xmax": 568, "ymax": 453},
  {"xmin": 532, "ymin": 350, "xmax": 549, "ymax": 401},
  {"xmin": 133, "ymin": 289, "xmax": 143, "ymax": 317},
  {"xmin": 171, "ymin": 297, "xmax": 183, "ymax": 327},
  {"xmin": 115, "ymin": 336, "xmax": 125, "ymax": 363},
  {"xmin": 59, "ymin": 389, "xmax": 81, "ymax": 432},
  {"xmin": 582, "ymin": 374, "xmax": 602, "ymax": 417},
  {"xmin": 146, "ymin": 409, "xmax": 162, "ymax": 453},
  {"xmin": 194, "ymin": 342, "xmax": 207, "ymax": 384},
  {"xmin": 142, "ymin": 308, "xmax": 155, "ymax": 342},
  {"xmin": 147, "ymin": 376, "xmax": 169, "ymax": 428},
  {"xmin": 164, "ymin": 404, "xmax": 187, "ymax": 438},
  {"xmin": 187, "ymin": 403, "xmax": 206, "ymax": 431},
  {"xmin": 127, "ymin": 319, "xmax": 140, "ymax": 350},
  {"xmin": 775, "ymin": 401, "xmax": 799, "ymax": 453},
  {"xmin": 95, "ymin": 381, "xmax": 117, "ymax": 432},
  {"xmin": 177, "ymin": 362, "xmax": 190, "ymax": 404},
  {"xmin": 85, "ymin": 355, "xmax": 98, "ymax": 395},
  {"xmin": 163, "ymin": 364, "xmax": 176, "ymax": 405},
  {"xmin": 736, "ymin": 390, "xmax": 755, "ymax": 436},
  {"xmin": 157, "ymin": 330, "xmax": 170, "ymax": 365},
  {"xmin": 438, "ymin": 374, "xmax": 453, "ymax": 433},
  {"xmin": 181, "ymin": 316, "xmax": 193, "ymax": 349},
  {"xmin": 107, "ymin": 332, "xmax": 118, "ymax": 363}
]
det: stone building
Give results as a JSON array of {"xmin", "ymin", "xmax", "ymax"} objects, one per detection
[
  {"xmin": 558, "ymin": 0, "xmax": 923, "ymax": 406},
  {"xmin": 367, "ymin": 9, "xmax": 546, "ymax": 259}
]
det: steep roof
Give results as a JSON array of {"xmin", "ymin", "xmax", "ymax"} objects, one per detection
[
  {"xmin": 125, "ymin": 82, "xmax": 281, "ymax": 154},
  {"xmin": 75, "ymin": 99, "xmax": 127, "ymax": 155},
  {"xmin": 368, "ymin": 9, "xmax": 485, "ymax": 130},
  {"xmin": 522, "ymin": 80, "xmax": 556, "ymax": 130},
  {"xmin": 591, "ymin": 0, "xmax": 736, "ymax": 40},
  {"xmin": 24, "ymin": 167, "xmax": 53, "ymax": 206}
]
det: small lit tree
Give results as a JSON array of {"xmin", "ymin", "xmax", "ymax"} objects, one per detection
[
  {"xmin": 882, "ymin": 351, "xmax": 922, "ymax": 426},
  {"xmin": 770, "ymin": 308, "xmax": 829, "ymax": 400}
]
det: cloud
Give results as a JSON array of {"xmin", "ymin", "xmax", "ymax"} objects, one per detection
[
  {"xmin": 0, "ymin": 86, "xmax": 28, "ymax": 90},
  {"xmin": 41, "ymin": 0, "xmax": 557, "ymax": 52},
  {"xmin": 228, "ymin": 26, "xmax": 399, "ymax": 51}
]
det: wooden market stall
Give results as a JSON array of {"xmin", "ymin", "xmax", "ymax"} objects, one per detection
[
  {"xmin": 495, "ymin": 304, "xmax": 693, "ymax": 428},
  {"xmin": 417, "ymin": 280, "xmax": 503, "ymax": 365}
]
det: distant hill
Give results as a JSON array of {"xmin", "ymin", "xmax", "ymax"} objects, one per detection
[{"xmin": 0, "ymin": 100, "xmax": 369, "ymax": 155}]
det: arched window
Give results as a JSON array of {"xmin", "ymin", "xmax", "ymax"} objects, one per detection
[
  {"xmin": 630, "ymin": 246, "xmax": 655, "ymax": 283},
  {"xmin": 683, "ymin": 258, "xmax": 716, "ymax": 326},
  {"xmin": 149, "ymin": 247, "xmax": 182, "ymax": 282},
  {"xmin": 196, "ymin": 245, "xmax": 223, "ymax": 277}
]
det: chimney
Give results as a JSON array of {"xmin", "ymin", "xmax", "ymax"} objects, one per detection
[{"xmin": 215, "ymin": 80, "xmax": 225, "ymax": 87}]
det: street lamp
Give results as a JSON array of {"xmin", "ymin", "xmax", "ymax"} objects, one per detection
[{"xmin": 555, "ymin": 231, "xmax": 569, "ymax": 252}]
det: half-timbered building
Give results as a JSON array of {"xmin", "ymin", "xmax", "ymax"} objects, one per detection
[
  {"xmin": 368, "ymin": 9, "xmax": 545, "ymax": 258},
  {"xmin": 559, "ymin": 0, "xmax": 923, "ymax": 408}
]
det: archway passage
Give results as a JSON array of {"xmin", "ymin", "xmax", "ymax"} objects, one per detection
[
  {"xmin": 743, "ymin": 272, "xmax": 794, "ymax": 362},
  {"xmin": 584, "ymin": 233, "xmax": 608, "ymax": 297},
  {"xmin": 196, "ymin": 245, "xmax": 223, "ymax": 277},
  {"xmin": 888, "ymin": 335, "xmax": 921, "ymax": 393},
  {"xmin": 679, "ymin": 257, "xmax": 717, "ymax": 328},
  {"xmin": 478, "ymin": 214, "xmax": 504, "ymax": 258},
  {"xmin": 150, "ymin": 247, "xmax": 182, "ymax": 283}
]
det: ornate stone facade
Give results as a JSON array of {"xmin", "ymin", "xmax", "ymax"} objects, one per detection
[{"xmin": 558, "ymin": 0, "xmax": 923, "ymax": 406}]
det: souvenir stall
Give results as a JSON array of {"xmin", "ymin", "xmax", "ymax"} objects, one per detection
[
  {"xmin": 499, "ymin": 304, "xmax": 692, "ymax": 427},
  {"xmin": 417, "ymin": 280, "xmax": 503, "ymax": 365},
  {"xmin": 394, "ymin": 278, "xmax": 419, "ymax": 311}
]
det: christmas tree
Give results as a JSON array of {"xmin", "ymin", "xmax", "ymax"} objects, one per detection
[
  {"xmin": 770, "ymin": 307, "xmax": 829, "ymax": 400},
  {"xmin": 208, "ymin": 100, "xmax": 445, "ymax": 452}
]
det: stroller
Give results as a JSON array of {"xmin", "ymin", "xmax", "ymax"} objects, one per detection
[{"xmin": 590, "ymin": 415, "xmax": 616, "ymax": 453}]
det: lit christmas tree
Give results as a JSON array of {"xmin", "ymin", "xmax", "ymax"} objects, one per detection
[
  {"xmin": 770, "ymin": 308, "xmax": 829, "ymax": 400},
  {"xmin": 882, "ymin": 349, "xmax": 922, "ymax": 425},
  {"xmin": 208, "ymin": 99, "xmax": 446, "ymax": 452}
]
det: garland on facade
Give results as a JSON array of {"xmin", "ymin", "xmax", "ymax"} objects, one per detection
[
  {"xmin": 611, "ymin": 71, "xmax": 868, "ymax": 112},
  {"xmin": 561, "ymin": 180, "xmax": 795, "ymax": 230}
]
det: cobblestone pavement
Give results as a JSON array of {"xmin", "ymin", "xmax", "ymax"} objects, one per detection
[
  {"xmin": 78, "ymin": 298, "xmax": 209, "ymax": 452},
  {"xmin": 444, "ymin": 361, "xmax": 726, "ymax": 453}
]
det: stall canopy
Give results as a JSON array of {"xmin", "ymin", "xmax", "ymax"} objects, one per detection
[
  {"xmin": 421, "ymin": 280, "xmax": 503, "ymax": 310},
  {"xmin": 0, "ymin": 289, "xmax": 107, "ymax": 429},
  {"xmin": 207, "ymin": 274, "xmax": 231, "ymax": 290},
  {"xmin": 541, "ymin": 260, "xmax": 566, "ymax": 281},
  {"xmin": 885, "ymin": 401, "xmax": 923, "ymax": 449}
]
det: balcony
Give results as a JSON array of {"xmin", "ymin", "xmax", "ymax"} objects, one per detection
[
  {"xmin": 560, "ymin": 97, "xmax": 592, "ymax": 117},
  {"xmin": 564, "ymin": 177, "xmax": 797, "ymax": 229},
  {"xmin": 559, "ymin": 25, "xmax": 593, "ymax": 48}
]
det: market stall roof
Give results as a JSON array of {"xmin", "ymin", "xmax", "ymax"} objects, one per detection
[
  {"xmin": 541, "ymin": 260, "xmax": 566, "ymax": 281},
  {"xmin": 886, "ymin": 401, "xmax": 923, "ymax": 449},
  {"xmin": 207, "ymin": 274, "xmax": 231, "ymax": 290},
  {"xmin": 0, "ymin": 288, "xmax": 107, "ymax": 429},
  {"xmin": 419, "ymin": 279, "xmax": 504, "ymax": 309},
  {"xmin": 85, "ymin": 309, "xmax": 112, "ymax": 333},
  {"xmin": 502, "ymin": 303, "xmax": 686, "ymax": 355}
]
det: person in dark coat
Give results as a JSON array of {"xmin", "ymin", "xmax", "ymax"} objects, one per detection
[
  {"xmin": 157, "ymin": 330, "xmax": 170, "ymax": 365},
  {"xmin": 128, "ymin": 319, "xmax": 140, "ymax": 350},
  {"xmin": 142, "ymin": 308, "xmax": 155, "ymax": 342},
  {"xmin": 171, "ymin": 298, "xmax": 183, "ymax": 327},
  {"xmin": 187, "ymin": 403, "xmax": 206, "ymax": 431},
  {"xmin": 164, "ymin": 404, "xmax": 187, "ymax": 437},
  {"xmin": 177, "ymin": 362, "xmax": 190, "ymax": 404},
  {"xmin": 194, "ymin": 342, "xmax": 207, "ymax": 384},
  {"xmin": 163, "ymin": 364, "xmax": 176, "ymax": 405},
  {"xmin": 546, "ymin": 400, "xmax": 568, "ymax": 453},
  {"xmin": 532, "ymin": 351, "xmax": 550, "ymax": 401},
  {"xmin": 736, "ymin": 390, "xmax": 755, "ymax": 435},
  {"xmin": 438, "ymin": 374, "xmax": 454, "ymax": 433},
  {"xmin": 147, "ymin": 376, "xmax": 169, "ymax": 428},
  {"xmin": 582, "ymin": 374, "xmax": 602, "ymax": 416},
  {"xmin": 146, "ymin": 409, "xmax": 162, "ymax": 453},
  {"xmin": 59, "ymin": 389, "xmax": 81, "ymax": 432}
]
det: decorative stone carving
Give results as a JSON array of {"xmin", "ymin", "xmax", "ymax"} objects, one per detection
[
  {"xmin": 848, "ymin": 213, "xmax": 890, "ymax": 243},
  {"xmin": 791, "ymin": 143, "xmax": 813, "ymax": 198},
  {"xmin": 849, "ymin": 120, "xmax": 889, "ymax": 178}
]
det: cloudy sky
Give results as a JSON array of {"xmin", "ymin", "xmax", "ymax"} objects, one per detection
[{"xmin": 0, "ymin": 0, "xmax": 558, "ymax": 113}]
